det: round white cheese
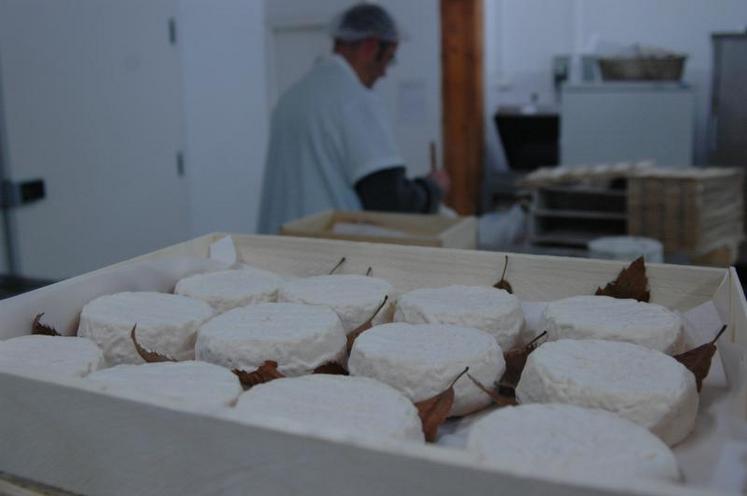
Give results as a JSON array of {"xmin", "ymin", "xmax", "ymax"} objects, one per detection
[
  {"xmin": 542, "ymin": 295, "xmax": 683, "ymax": 354},
  {"xmin": 174, "ymin": 267, "xmax": 284, "ymax": 313},
  {"xmin": 394, "ymin": 285, "xmax": 524, "ymax": 349},
  {"xmin": 196, "ymin": 303, "xmax": 346, "ymax": 376},
  {"xmin": 85, "ymin": 361, "xmax": 242, "ymax": 414},
  {"xmin": 348, "ymin": 323, "xmax": 504, "ymax": 417},
  {"xmin": 516, "ymin": 339, "xmax": 698, "ymax": 446},
  {"xmin": 77, "ymin": 292, "xmax": 214, "ymax": 365},
  {"xmin": 278, "ymin": 275, "xmax": 392, "ymax": 334},
  {"xmin": 467, "ymin": 404, "xmax": 681, "ymax": 483},
  {"xmin": 588, "ymin": 236, "xmax": 664, "ymax": 263},
  {"xmin": 0, "ymin": 335, "xmax": 104, "ymax": 380},
  {"xmin": 227, "ymin": 375, "xmax": 424, "ymax": 443}
]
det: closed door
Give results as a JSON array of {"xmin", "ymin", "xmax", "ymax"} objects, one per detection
[
  {"xmin": 0, "ymin": 0, "xmax": 190, "ymax": 279},
  {"xmin": 267, "ymin": 23, "xmax": 331, "ymax": 108}
]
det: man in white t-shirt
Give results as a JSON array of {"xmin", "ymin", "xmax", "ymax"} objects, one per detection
[{"xmin": 258, "ymin": 3, "xmax": 450, "ymax": 234}]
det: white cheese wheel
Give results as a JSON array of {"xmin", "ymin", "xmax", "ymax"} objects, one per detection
[
  {"xmin": 394, "ymin": 285, "xmax": 524, "ymax": 349},
  {"xmin": 588, "ymin": 236, "xmax": 663, "ymax": 263},
  {"xmin": 0, "ymin": 335, "xmax": 104, "ymax": 380},
  {"xmin": 516, "ymin": 339, "xmax": 698, "ymax": 446},
  {"xmin": 196, "ymin": 303, "xmax": 346, "ymax": 376},
  {"xmin": 174, "ymin": 267, "xmax": 283, "ymax": 313},
  {"xmin": 77, "ymin": 292, "xmax": 214, "ymax": 365},
  {"xmin": 542, "ymin": 295, "xmax": 683, "ymax": 354},
  {"xmin": 85, "ymin": 361, "xmax": 242, "ymax": 414},
  {"xmin": 467, "ymin": 404, "xmax": 681, "ymax": 483},
  {"xmin": 348, "ymin": 323, "xmax": 504, "ymax": 417},
  {"xmin": 227, "ymin": 375, "xmax": 424, "ymax": 443},
  {"xmin": 278, "ymin": 275, "xmax": 392, "ymax": 334}
]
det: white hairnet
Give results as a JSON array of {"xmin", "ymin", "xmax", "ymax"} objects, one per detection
[{"xmin": 329, "ymin": 3, "xmax": 401, "ymax": 43}]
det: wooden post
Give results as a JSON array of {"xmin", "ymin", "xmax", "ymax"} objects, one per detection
[{"xmin": 441, "ymin": 0, "xmax": 484, "ymax": 215}]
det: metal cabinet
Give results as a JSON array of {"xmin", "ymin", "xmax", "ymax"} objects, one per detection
[
  {"xmin": 561, "ymin": 83, "xmax": 694, "ymax": 167},
  {"xmin": 710, "ymin": 33, "xmax": 747, "ymax": 166}
]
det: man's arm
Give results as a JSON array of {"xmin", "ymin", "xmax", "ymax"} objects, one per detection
[{"xmin": 354, "ymin": 166, "xmax": 445, "ymax": 213}]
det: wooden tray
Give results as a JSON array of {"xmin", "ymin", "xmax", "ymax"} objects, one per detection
[
  {"xmin": 0, "ymin": 233, "xmax": 745, "ymax": 496},
  {"xmin": 280, "ymin": 210, "xmax": 477, "ymax": 249}
]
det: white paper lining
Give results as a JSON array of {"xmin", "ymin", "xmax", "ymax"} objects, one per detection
[{"xmin": 209, "ymin": 235, "xmax": 238, "ymax": 266}]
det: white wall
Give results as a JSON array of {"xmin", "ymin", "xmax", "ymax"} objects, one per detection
[
  {"xmin": 179, "ymin": 0, "xmax": 268, "ymax": 235},
  {"xmin": 265, "ymin": 0, "xmax": 442, "ymax": 178},
  {"xmin": 485, "ymin": 0, "xmax": 747, "ymax": 165},
  {"xmin": 376, "ymin": 0, "xmax": 442, "ymax": 177}
]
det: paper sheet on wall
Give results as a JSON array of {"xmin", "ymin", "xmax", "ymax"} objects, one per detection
[{"xmin": 396, "ymin": 79, "xmax": 427, "ymax": 125}]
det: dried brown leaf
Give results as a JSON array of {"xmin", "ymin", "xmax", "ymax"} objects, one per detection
[
  {"xmin": 346, "ymin": 295, "xmax": 389, "ymax": 355},
  {"xmin": 233, "ymin": 360, "xmax": 286, "ymax": 388},
  {"xmin": 328, "ymin": 256, "xmax": 346, "ymax": 275},
  {"xmin": 467, "ymin": 373, "xmax": 518, "ymax": 408},
  {"xmin": 493, "ymin": 255, "xmax": 513, "ymax": 294},
  {"xmin": 496, "ymin": 384, "xmax": 518, "ymax": 398},
  {"xmin": 414, "ymin": 366, "xmax": 468, "ymax": 443},
  {"xmin": 499, "ymin": 331, "xmax": 548, "ymax": 389},
  {"xmin": 595, "ymin": 256, "xmax": 650, "ymax": 302},
  {"xmin": 674, "ymin": 325, "xmax": 727, "ymax": 392},
  {"xmin": 32, "ymin": 313, "xmax": 61, "ymax": 336},
  {"xmin": 312, "ymin": 361, "xmax": 348, "ymax": 375},
  {"xmin": 130, "ymin": 325, "xmax": 177, "ymax": 363}
]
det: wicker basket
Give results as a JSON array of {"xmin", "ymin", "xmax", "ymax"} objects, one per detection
[{"xmin": 598, "ymin": 55, "xmax": 686, "ymax": 81}]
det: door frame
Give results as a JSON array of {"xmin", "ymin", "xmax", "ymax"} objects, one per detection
[
  {"xmin": 440, "ymin": 0, "xmax": 485, "ymax": 215},
  {"xmin": 264, "ymin": 19, "xmax": 328, "ymax": 109},
  {"xmin": 0, "ymin": 46, "xmax": 19, "ymax": 275}
]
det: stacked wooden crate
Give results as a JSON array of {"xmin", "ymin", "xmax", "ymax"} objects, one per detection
[
  {"xmin": 521, "ymin": 162, "xmax": 646, "ymax": 252},
  {"xmin": 627, "ymin": 168, "xmax": 744, "ymax": 265},
  {"xmin": 522, "ymin": 165, "xmax": 744, "ymax": 265}
]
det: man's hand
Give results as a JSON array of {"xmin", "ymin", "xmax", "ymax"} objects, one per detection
[{"xmin": 428, "ymin": 169, "xmax": 451, "ymax": 196}]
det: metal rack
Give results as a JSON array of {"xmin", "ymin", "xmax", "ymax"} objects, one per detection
[{"xmin": 529, "ymin": 185, "xmax": 627, "ymax": 250}]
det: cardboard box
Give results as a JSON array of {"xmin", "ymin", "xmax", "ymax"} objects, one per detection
[
  {"xmin": 280, "ymin": 210, "xmax": 477, "ymax": 249},
  {"xmin": 0, "ymin": 234, "xmax": 745, "ymax": 496}
]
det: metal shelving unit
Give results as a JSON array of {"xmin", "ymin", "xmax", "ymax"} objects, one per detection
[{"xmin": 529, "ymin": 185, "xmax": 627, "ymax": 249}]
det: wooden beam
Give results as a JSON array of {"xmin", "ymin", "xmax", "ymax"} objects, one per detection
[{"xmin": 441, "ymin": 0, "xmax": 484, "ymax": 215}]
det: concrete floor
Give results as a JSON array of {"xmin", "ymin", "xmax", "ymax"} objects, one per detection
[{"xmin": 0, "ymin": 275, "xmax": 55, "ymax": 300}]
